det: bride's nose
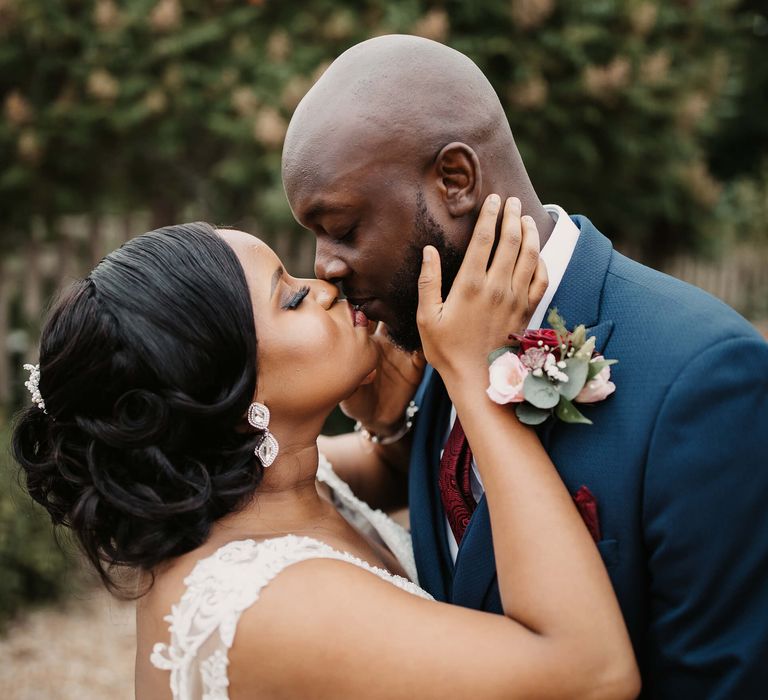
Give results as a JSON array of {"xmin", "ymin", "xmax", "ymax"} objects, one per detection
[{"xmin": 311, "ymin": 280, "xmax": 339, "ymax": 310}]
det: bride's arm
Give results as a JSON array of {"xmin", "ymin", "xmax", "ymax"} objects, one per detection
[
  {"xmin": 416, "ymin": 195, "xmax": 631, "ymax": 644},
  {"xmin": 228, "ymin": 196, "xmax": 639, "ymax": 699}
]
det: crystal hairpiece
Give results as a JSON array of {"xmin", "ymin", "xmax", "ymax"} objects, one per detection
[{"xmin": 23, "ymin": 363, "xmax": 47, "ymax": 414}]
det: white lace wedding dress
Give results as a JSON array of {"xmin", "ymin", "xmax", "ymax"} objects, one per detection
[{"xmin": 150, "ymin": 454, "xmax": 433, "ymax": 699}]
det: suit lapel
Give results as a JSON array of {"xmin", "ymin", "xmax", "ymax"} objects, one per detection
[
  {"xmin": 585, "ymin": 320, "xmax": 615, "ymax": 355},
  {"xmin": 451, "ymin": 496, "xmax": 496, "ymax": 609},
  {"xmin": 409, "ymin": 368, "xmax": 454, "ymax": 600},
  {"xmin": 451, "ymin": 216, "xmax": 616, "ymax": 610}
]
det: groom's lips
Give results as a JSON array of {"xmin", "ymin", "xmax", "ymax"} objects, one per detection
[{"xmin": 346, "ymin": 296, "xmax": 375, "ymax": 314}]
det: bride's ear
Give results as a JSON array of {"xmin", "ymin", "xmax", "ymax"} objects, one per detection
[{"xmin": 432, "ymin": 142, "xmax": 483, "ymax": 217}]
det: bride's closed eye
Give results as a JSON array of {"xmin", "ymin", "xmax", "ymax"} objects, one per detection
[{"xmin": 282, "ymin": 285, "xmax": 310, "ymax": 310}]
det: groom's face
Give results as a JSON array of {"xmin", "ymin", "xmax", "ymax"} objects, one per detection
[{"xmin": 286, "ymin": 155, "xmax": 464, "ymax": 352}]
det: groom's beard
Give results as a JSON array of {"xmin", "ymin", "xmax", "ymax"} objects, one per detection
[{"xmin": 384, "ymin": 192, "xmax": 464, "ymax": 353}]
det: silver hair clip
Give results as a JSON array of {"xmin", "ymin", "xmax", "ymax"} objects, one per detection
[{"xmin": 23, "ymin": 363, "xmax": 47, "ymax": 414}]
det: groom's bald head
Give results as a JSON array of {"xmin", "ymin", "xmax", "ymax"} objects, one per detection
[
  {"xmin": 282, "ymin": 34, "xmax": 517, "ymax": 193},
  {"xmin": 282, "ymin": 35, "xmax": 547, "ymax": 351}
]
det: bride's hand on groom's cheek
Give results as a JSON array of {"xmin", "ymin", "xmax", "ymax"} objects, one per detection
[
  {"xmin": 339, "ymin": 322, "xmax": 426, "ymax": 436},
  {"xmin": 417, "ymin": 194, "xmax": 547, "ymax": 384}
]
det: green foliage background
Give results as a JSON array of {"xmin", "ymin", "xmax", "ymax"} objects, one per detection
[
  {"xmin": 1, "ymin": 0, "xmax": 766, "ymax": 258},
  {"xmin": 0, "ymin": 424, "xmax": 74, "ymax": 630},
  {"xmin": 0, "ymin": 0, "xmax": 766, "ymax": 626}
]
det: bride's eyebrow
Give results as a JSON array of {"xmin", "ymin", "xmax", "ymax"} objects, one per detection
[{"xmin": 270, "ymin": 267, "xmax": 284, "ymax": 298}]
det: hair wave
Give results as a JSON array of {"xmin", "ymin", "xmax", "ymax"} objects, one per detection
[{"xmin": 12, "ymin": 222, "xmax": 262, "ymax": 594}]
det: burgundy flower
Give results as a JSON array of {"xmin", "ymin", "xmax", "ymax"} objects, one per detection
[{"xmin": 513, "ymin": 329, "xmax": 569, "ymax": 359}]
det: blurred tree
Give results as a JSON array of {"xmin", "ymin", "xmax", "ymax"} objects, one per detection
[
  {"xmin": 708, "ymin": 0, "xmax": 768, "ymax": 181},
  {"xmin": 704, "ymin": 1, "xmax": 768, "ymax": 252},
  {"xmin": 0, "ymin": 0, "xmax": 759, "ymax": 264}
]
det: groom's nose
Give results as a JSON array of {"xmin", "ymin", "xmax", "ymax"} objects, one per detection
[{"xmin": 314, "ymin": 245, "xmax": 351, "ymax": 283}]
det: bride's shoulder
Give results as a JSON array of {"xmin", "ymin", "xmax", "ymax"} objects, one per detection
[
  {"xmin": 138, "ymin": 537, "xmax": 305, "ymax": 642},
  {"xmin": 225, "ymin": 547, "xmax": 431, "ymax": 695},
  {"xmin": 137, "ymin": 536, "xmax": 349, "ymax": 697},
  {"xmin": 146, "ymin": 535, "xmax": 433, "ymax": 698},
  {"xmin": 147, "ymin": 536, "xmax": 332, "ymax": 605},
  {"xmin": 143, "ymin": 535, "xmax": 371, "ymax": 633},
  {"xmin": 137, "ymin": 542, "xmax": 209, "ymax": 625}
]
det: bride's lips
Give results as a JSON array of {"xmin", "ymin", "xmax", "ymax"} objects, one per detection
[
  {"xmin": 348, "ymin": 302, "xmax": 369, "ymax": 327},
  {"xmin": 346, "ymin": 297, "xmax": 375, "ymax": 327}
]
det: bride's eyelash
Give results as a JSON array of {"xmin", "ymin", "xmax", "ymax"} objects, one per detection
[{"xmin": 282, "ymin": 285, "xmax": 310, "ymax": 310}]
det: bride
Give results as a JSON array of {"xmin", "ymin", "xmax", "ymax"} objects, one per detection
[{"xmin": 13, "ymin": 195, "xmax": 639, "ymax": 699}]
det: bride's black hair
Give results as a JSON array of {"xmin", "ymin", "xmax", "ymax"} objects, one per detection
[{"xmin": 12, "ymin": 222, "xmax": 262, "ymax": 595}]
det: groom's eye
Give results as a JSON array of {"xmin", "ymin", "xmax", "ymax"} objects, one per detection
[
  {"xmin": 282, "ymin": 285, "xmax": 310, "ymax": 310},
  {"xmin": 335, "ymin": 226, "xmax": 357, "ymax": 243}
]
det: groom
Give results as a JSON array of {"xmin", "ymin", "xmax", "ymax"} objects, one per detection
[{"xmin": 283, "ymin": 35, "xmax": 768, "ymax": 697}]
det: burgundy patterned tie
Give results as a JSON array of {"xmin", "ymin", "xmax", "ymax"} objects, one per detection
[{"xmin": 439, "ymin": 417, "xmax": 477, "ymax": 544}]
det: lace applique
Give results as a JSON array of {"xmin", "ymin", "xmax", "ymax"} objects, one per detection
[
  {"xmin": 199, "ymin": 649, "xmax": 229, "ymax": 699},
  {"xmin": 151, "ymin": 535, "xmax": 432, "ymax": 700},
  {"xmin": 316, "ymin": 454, "xmax": 420, "ymax": 584}
]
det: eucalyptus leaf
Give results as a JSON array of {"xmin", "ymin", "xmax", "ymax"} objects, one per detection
[
  {"xmin": 487, "ymin": 345, "xmax": 516, "ymax": 366},
  {"xmin": 575, "ymin": 335, "xmax": 596, "ymax": 360},
  {"xmin": 555, "ymin": 398, "xmax": 593, "ymax": 425},
  {"xmin": 559, "ymin": 358, "xmax": 589, "ymax": 400},
  {"xmin": 516, "ymin": 402, "xmax": 551, "ymax": 425},
  {"xmin": 587, "ymin": 357, "xmax": 618, "ymax": 380},
  {"xmin": 523, "ymin": 373, "xmax": 560, "ymax": 409},
  {"xmin": 587, "ymin": 359, "xmax": 608, "ymax": 380}
]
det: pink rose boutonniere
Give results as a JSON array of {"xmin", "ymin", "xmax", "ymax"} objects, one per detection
[
  {"xmin": 487, "ymin": 351, "xmax": 529, "ymax": 404},
  {"xmin": 487, "ymin": 309, "xmax": 618, "ymax": 426}
]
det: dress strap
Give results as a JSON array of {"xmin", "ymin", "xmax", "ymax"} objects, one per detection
[
  {"xmin": 151, "ymin": 535, "xmax": 430, "ymax": 699},
  {"xmin": 317, "ymin": 454, "xmax": 420, "ymax": 583}
]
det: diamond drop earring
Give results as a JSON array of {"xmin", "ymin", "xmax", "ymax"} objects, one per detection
[{"xmin": 247, "ymin": 402, "xmax": 279, "ymax": 467}]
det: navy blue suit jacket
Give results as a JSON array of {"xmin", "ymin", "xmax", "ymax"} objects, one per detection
[{"xmin": 409, "ymin": 216, "xmax": 768, "ymax": 698}]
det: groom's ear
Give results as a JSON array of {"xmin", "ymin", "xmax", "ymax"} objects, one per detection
[{"xmin": 432, "ymin": 142, "xmax": 482, "ymax": 217}]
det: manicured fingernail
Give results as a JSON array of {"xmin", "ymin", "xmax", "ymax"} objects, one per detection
[
  {"xmin": 507, "ymin": 197, "xmax": 521, "ymax": 214},
  {"xmin": 423, "ymin": 246, "xmax": 432, "ymax": 262},
  {"xmin": 488, "ymin": 194, "xmax": 501, "ymax": 209}
]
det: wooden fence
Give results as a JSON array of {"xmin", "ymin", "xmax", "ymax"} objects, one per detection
[
  {"xmin": 0, "ymin": 213, "xmax": 319, "ymax": 412},
  {"xmin": 1, "ymin": 214, "xmax": 766, "ymax": 413},
  {"xmin": 665, "ymin": 247, "xmax": 768, "ymax": 325}
]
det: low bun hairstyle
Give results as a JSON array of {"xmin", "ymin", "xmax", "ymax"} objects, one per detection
[{"xmin": 12, "ymin": 222, "xmax": 262, "ymax": 593}]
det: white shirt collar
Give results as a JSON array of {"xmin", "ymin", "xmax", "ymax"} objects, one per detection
[{"xmin": 527, "ymin": 204, "xmax": 580, "ymax": 329}]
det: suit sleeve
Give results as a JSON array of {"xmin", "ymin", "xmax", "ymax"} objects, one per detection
[{"xmin": 642, "ymin": 334, "xmax": 768, "ymax": 699}]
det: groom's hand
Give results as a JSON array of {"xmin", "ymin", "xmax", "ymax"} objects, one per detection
[{"xmin": 339, "ymin": 322, "xmax": 426, "ymax": 436}]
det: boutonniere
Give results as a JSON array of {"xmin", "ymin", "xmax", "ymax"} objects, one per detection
[{"xmin": 486, "ymin": 309, "xmax": 617, "ymax": 426}]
